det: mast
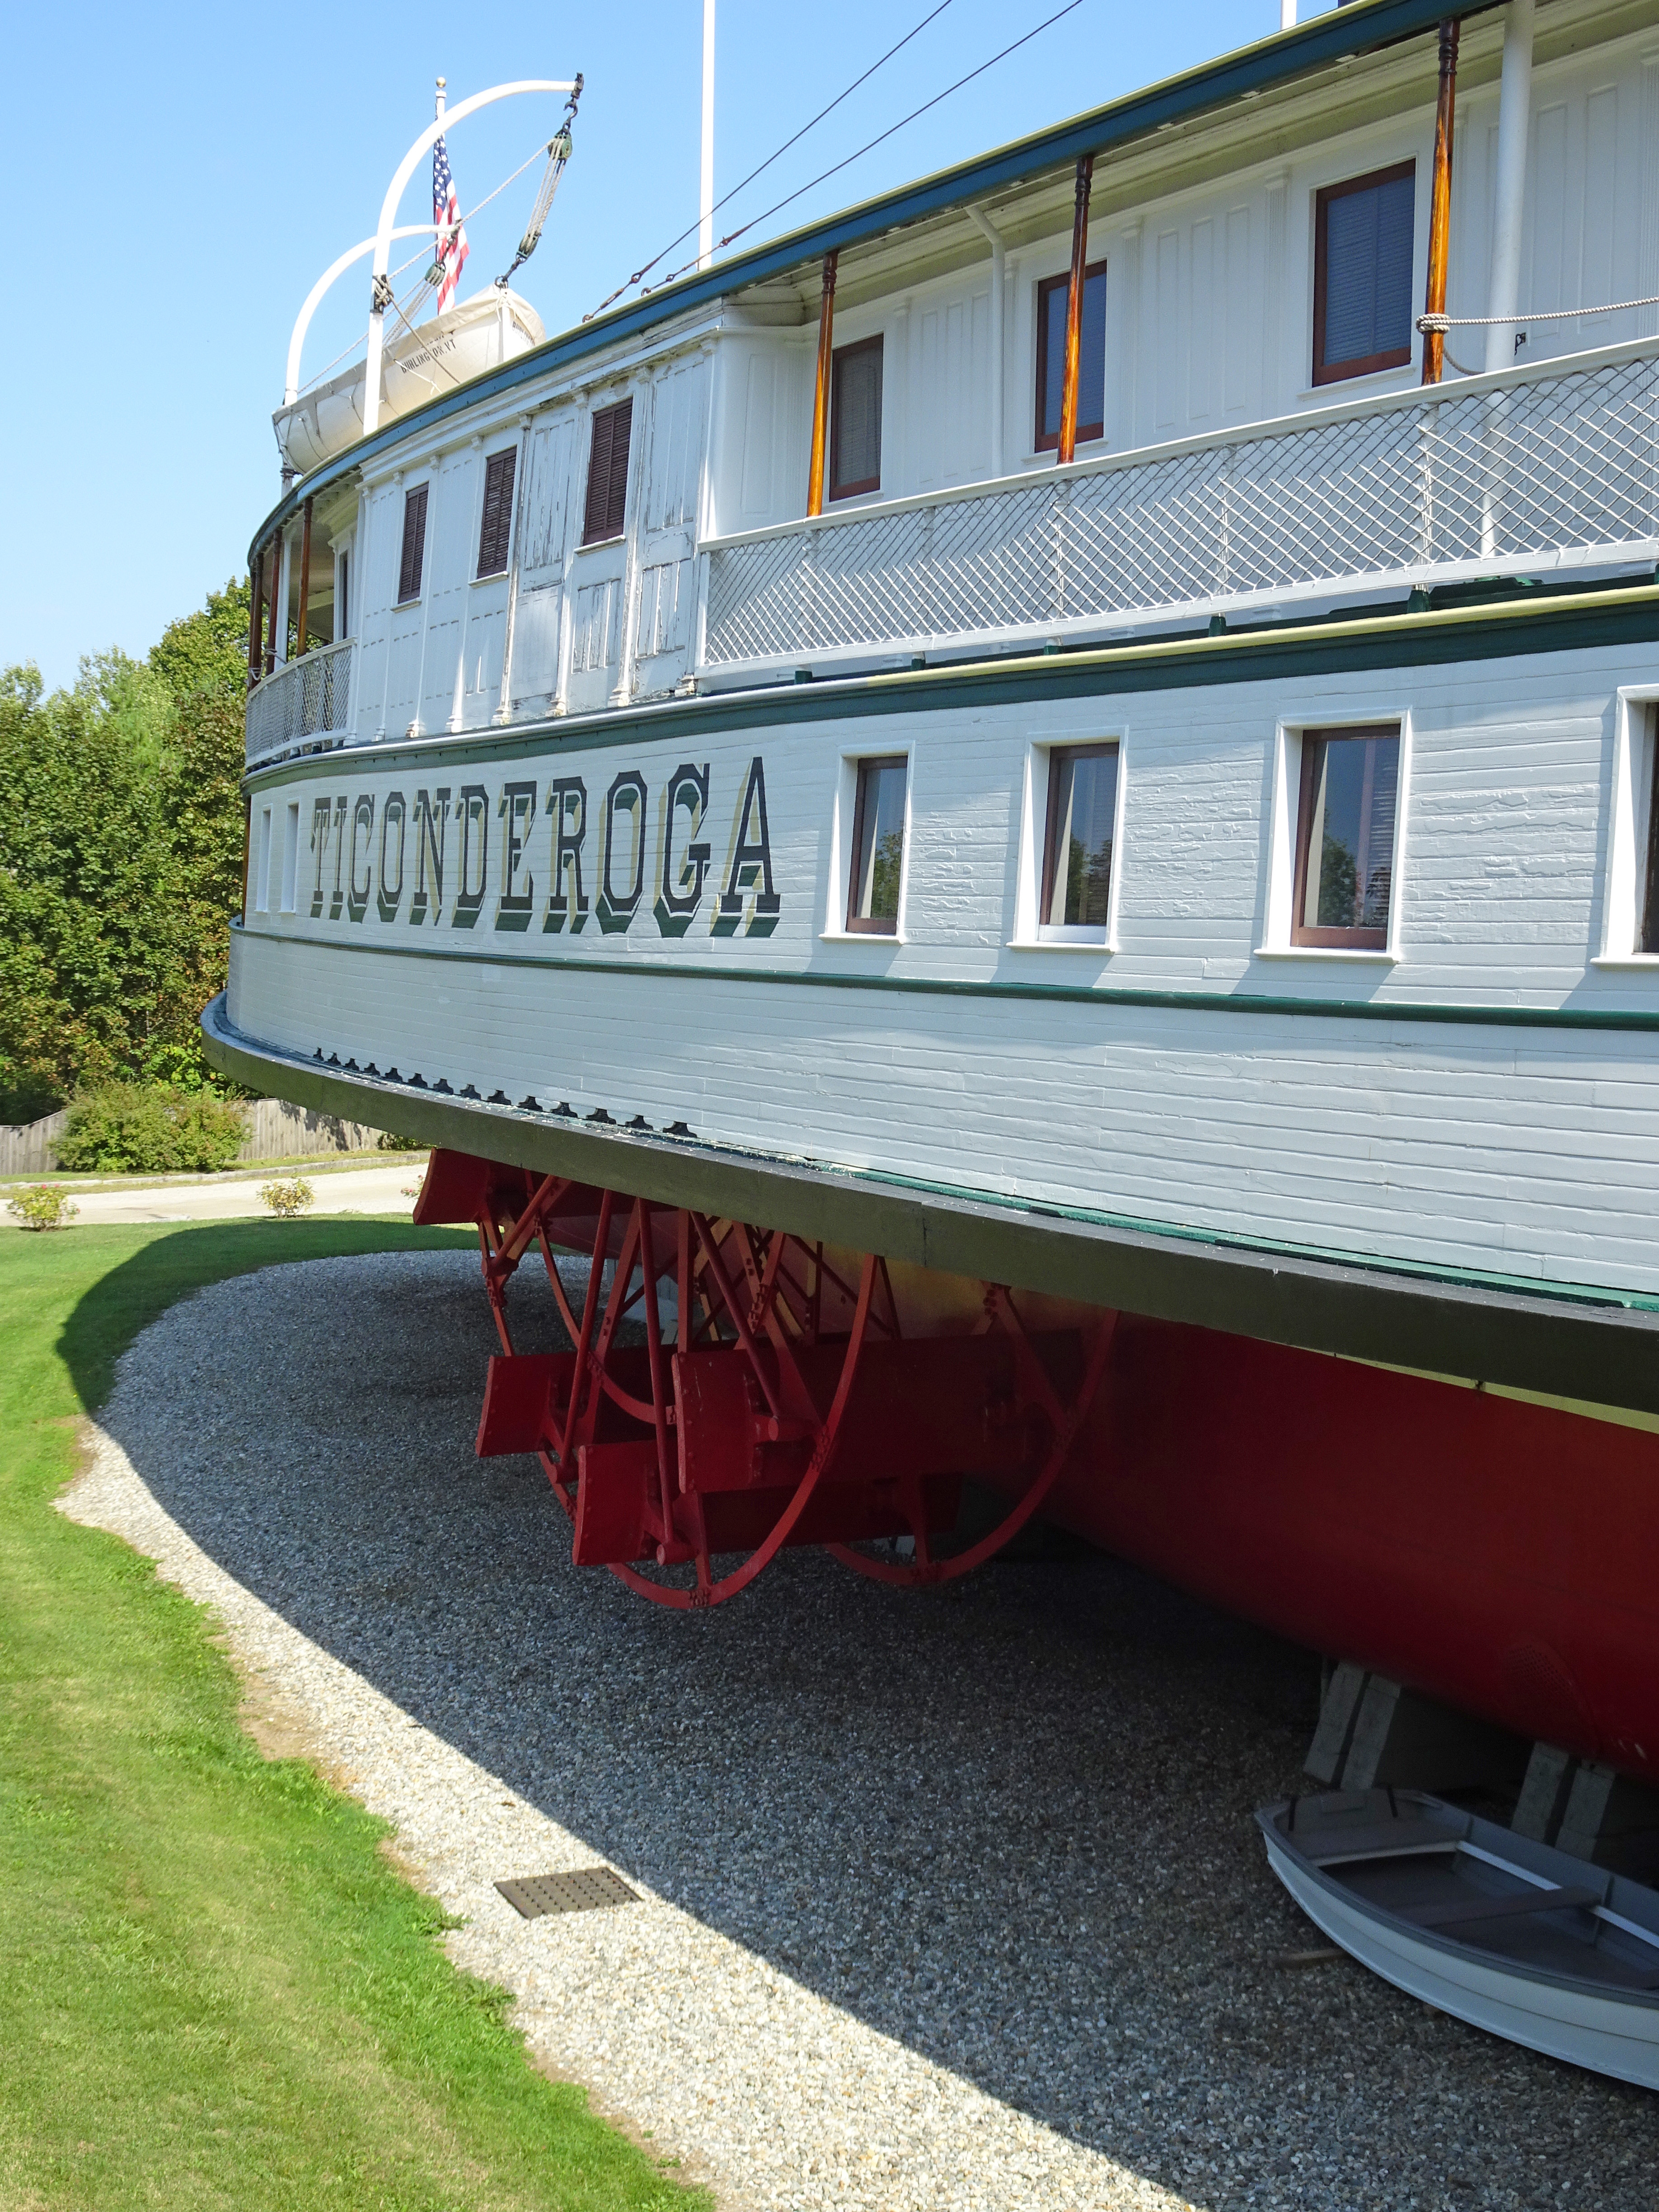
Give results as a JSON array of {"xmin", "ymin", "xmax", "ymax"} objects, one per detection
[{"xmin": 699, "ymin": 0, "xmax": 716, "ymax": 272}]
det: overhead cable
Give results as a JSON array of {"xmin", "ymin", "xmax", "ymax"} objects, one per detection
[
  {"xmin": 608, "ymin": 0, "xmax": 1083, "ymax": 315},
  {"xmin": 586, "ymin": 0, "xmax": 961, "ymax": 319}
]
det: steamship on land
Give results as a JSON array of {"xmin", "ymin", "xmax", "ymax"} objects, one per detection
[{"xmin": 212, "ymin": 0, "xmax": 1659, "ymax": 1828}]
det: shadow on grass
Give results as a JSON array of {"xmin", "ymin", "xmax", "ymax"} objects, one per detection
[{"xmin": 58, "ymin": 1218, "xmax": 474, "ymax": 1416}]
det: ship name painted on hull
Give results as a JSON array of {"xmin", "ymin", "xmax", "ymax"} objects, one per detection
[{"xmin": 307, "ymin": 756, "xmax": 779, "ymax": 940}]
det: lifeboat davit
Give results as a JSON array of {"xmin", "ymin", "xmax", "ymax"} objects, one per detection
[{"xmin": 272, "ymin": 286, "xmax": 545, "ymax": 477}]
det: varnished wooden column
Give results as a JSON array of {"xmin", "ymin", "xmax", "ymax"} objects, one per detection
[
  {"xmin": 247, "ymin": 548, "xmax": 263, "ymax": 687},
  {"xmin": 295, "ymin": 497, "xmax": 314, "ymax": 658},
  {"xmin": 806, "ymin": 249, "xmax": 838, "ymax": 516},
  {"xmin": 1421, "ymin": 17, "xmax": 1460, "ymax": 385},
  {"xmin": 265, "ymin": 533, "xmax": 283, "ymax": 674},
  {"xmin": 1058, "ymin": 154, "xmax": 1095, "ymax": 464}
]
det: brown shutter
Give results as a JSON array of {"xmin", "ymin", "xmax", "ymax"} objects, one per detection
[
  {"xmin": 582, "ymin": 399, "xmax": 633, "ymax": 544},
  {"xmin": 604, "ymin": 398, "xmax": 633, "ymax": 537},
  {"xmin": 476, "ymin": 448, "xmax": 517, "ymax": 577},
  {"xmin": 397, "ymin": 483, "xmax": 429, "ymax": 602}
]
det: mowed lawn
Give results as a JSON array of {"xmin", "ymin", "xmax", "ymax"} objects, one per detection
[{"xmin": 0, "ymin": 1219, "xmax": 705, "ymax": 2212}]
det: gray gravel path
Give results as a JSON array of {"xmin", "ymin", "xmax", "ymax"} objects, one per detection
[{"xmin": 65, "ymin": 1250, "xmax": 1659, "ymax": 2212}]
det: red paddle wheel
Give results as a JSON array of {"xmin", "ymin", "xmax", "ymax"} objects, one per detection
[{"xmin": 415, "ymin": 1149, "xmax": 1116, "ymax": 1607}]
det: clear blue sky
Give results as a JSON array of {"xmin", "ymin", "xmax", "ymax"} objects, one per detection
[{"xmin": 4, "ymin": 1, "xmax": 1330, "ymax": 689}]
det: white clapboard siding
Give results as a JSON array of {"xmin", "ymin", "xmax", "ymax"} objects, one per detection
[{"xmin": 234, "ymin": 630, "xmax": 1659, "ymax": 1298}]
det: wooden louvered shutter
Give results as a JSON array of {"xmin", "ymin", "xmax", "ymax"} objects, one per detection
[
  {"xmin": 397, "ymin": 483, "xmax": 429, "ymax": 602},
  {"xmin": 476, "ymin": 448, "xmax": 517, "ymax": 577},
  {"xmin": 582, "ymin": 399, "xmax": 633, "ymax": 544}
]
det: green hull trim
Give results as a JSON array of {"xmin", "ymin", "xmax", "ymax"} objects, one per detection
[
  {"xmin": 229, "ymin": 918, "xmax": 1659, "ymax": 1036},
  {"xmin": 248, "ymin": 580, "xmax": 1659, "ymax": 793}
]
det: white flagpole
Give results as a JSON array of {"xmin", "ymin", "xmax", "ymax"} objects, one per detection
[{"xmin": 699, "ymin": 0, "xmax": 715, "ymax": 271}]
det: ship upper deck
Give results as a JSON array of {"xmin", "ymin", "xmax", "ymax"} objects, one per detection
[{"xmin": 243, "ymin": 0, "xmax": 1659, "ymax": 769}]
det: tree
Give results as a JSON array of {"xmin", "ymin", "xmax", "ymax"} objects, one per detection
[{"xmin": 0, "ymin": 580, "xmax": 252, "ymax": 1121}]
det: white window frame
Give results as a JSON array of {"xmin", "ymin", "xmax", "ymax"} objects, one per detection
[
  {"xmin": 1593, "ymin": 688, "xmax": 1659, "ymax": 967},
  {"xmin": 1009, "ymin": 731, "xmax": 1127, "ymax": 951},
  {"xmin": 1257, "ymin": 709, "xmax": 1410, "ymax": 962},
  {"xmin": 254, "ymin": 806, "xmax": 273, "ymax": 914},
  {"xmin": 822, "ymin": 742, "xmax": 914, "ymax": 943}
]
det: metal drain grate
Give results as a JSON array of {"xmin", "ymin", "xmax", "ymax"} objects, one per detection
[{"xmin": 495, "ymin": 1867, "xmax": 640, "ymax": 1918}]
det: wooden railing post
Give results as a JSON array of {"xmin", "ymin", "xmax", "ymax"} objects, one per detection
[
  {"xmin": 247, "ymin": 549, "xmax": 264, "ymax": 688},
  {"xmin": 264, "ymin": 533, "xmax": 283, "ymax": 675},
  {"xmin": 296, "ymin": 498, "xmax": 314, "ymax": 658},
  {"xmin": 806, "ymin": 250, "xmax": 838, "ymax": 517},
  {"xmin": 1421, "ymin": 17, "xmax": 1460, "ymax": 385},
  {"xmin": 1058, "ymin": 154, "xmax": 1095, "ymax": 464}
]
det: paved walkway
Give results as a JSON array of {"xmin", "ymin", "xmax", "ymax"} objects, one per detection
[{"xmin": 6, "ymin": 1161, "xmax": 425, "ymax": 1228}]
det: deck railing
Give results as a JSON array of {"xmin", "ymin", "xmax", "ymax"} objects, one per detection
[
  {"xmin": 245, "ymin": 637, "xmax": 355, "ymax": 765},
  {"xmin": 702, "ymin": 339, "xmax": 1659, "ymax": 670}
]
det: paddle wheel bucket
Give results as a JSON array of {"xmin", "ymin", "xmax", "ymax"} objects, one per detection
[{"xmin": 414, "ymin": 1148, "xmax": 1115, "ymax": 1607}]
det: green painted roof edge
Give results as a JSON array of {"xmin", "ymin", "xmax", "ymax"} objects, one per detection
[{"xmin": 251, "ymin": 0, "xmax": 1500, "ymax": 558}]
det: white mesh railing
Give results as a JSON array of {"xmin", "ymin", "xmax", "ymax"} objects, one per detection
[
  {"xmin": 703, "ymin": 342, "xmax": 1659, "ymax": 667},
  {"xmin": 245, "ymin": 638, "xmax": 355, "ymax": 764}
]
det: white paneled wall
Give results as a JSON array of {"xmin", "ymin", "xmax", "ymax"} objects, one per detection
[
  {"xmin": 331, "ymin": 20, "xmax": 1659, "ymax": 733},
  {"xmin": 703, "ymin": 23, "xmax": 1659, "ymax": 531}
]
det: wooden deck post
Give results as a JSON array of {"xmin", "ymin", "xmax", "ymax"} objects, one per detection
[
  {"xmin": 265, "ymin": 533, "xmax": 283, "ymax": 674},
  {"xmin": 1058, "ymin": 154, "xmax": 1095, "ymax": 464},
  {"xmin": 806, "ymin": 249, "xmax": 839, "ymax": 517},
  {"xmin": 247, "ymin": 548, "xmax": 264, "ymax": 688},
  {"xmin": 296, "ymin": 498, "xmax": 314, "ymax": 658},
  {"xmin": 1421, "ymin": 17, "xmax": 1460, "ymax": 385}
]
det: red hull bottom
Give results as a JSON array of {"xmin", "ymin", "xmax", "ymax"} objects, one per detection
[
  {"xmin": 1052, "ymin": 1318, "xmax": 1659, "ymax": 1787},
  {"xmin": 421, "ymin": 1150, "xmax": 1657, "ymax": 1783}
]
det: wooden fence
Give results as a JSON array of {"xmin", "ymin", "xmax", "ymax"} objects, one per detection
[{"xmin": 0, "ymin": 1098, "xmax": 397, "ymax": 1177}]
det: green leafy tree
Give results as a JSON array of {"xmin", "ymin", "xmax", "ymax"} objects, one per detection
[{"xmin": 0, "ymin": 580, "xmax": 252, "ymax": 1120}]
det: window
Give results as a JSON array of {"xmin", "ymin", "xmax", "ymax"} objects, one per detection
[
  {"xmin": 396, "ymin": 484, "xmax": 429, "ymax": 604},
  {"xmin": 1313, "ymin": 163, "xmax": 1415, "ymax": 386},
  {"xmin": 845, "ymin": 756, "xmax": 907, "ymax": 934},
  {"xmin": 1292, "ymin": 726, "xmax": 1400, "ymax": 948},
  {"xmin": 582, "ymin": 398, "xmax": 633, "ymax": 545},
  {"xmin": 255, "ymin": 807, "xmax": 272, "ymax": 913},
  {"xmin": 1041, "ymin": 744, "xmax": 1119, "ymax": 932},
  {"xmin": 830, "ymin": 337, "xmax": 883, "ymax": 500},
  {"xmin": 476, "ymin": 447, "xmax": 518, "ymax": 577},
  {"xmin": 1035, "ymin": 261, "xmax": 1106, "ymax": 450},
  {"xmin": 335, "ymin": 551, "xmax": 349, "ymax": 641},
  {"xmin": 280, "ymin": 801, "xmax": 300, "ymax": 914}
]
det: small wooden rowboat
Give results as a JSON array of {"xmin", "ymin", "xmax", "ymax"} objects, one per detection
[{"xmin": 1256, "ymin": 1788, "xmax": 1659, "ymax": 2088}]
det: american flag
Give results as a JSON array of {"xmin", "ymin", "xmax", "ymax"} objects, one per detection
[{"xmin": 432, "ymin": 135, "xmax": 469, "ymax": 314}]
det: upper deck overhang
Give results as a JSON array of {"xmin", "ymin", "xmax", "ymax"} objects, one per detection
[{"xmin": 249, "ymin": 0, "xmax": 1518, "ymax": 562}]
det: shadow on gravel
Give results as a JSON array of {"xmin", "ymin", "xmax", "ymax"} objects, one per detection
[{"xmin": 98, "ymin": 1247, "xmax": 1659, "ymax": 2212}]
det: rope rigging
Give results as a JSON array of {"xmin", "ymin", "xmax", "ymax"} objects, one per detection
[
  {"xmin": 291, "ymin": 89, "xmax": 583, "ymax": 404},
  {"xmin": 497, "ymin": 78, "xmax": 583, "ymax": 287}
]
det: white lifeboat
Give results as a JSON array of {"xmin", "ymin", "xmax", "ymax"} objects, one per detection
[{"xmin": 273, "ymin": 286, "xmax": 545, "ymax": 478}]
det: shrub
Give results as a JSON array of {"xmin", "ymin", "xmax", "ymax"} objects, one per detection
[
  {"xmin": 6, "ymin": 1183, "xmax": 79, "ymax": 1230},
  {"xmin": 55, "ymin": 1083, "xmax": 247, "ymax": 1175},
  {"xmin": 376, "ymin": 1129, "xmax": 424, "ymax": 1152},
  {"xmin": 260, "ymin": 1177, "xmax": 314, "ymax": 1219}
]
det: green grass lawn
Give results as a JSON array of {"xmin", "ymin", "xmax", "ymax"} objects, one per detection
[{"xmin": 0, "ymin": 1220, "xmax": 706, "ymax": 2212}]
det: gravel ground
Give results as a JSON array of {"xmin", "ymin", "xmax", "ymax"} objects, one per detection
[{"xmin": 62, "ymin": 1249, "xmax": 1659, "ymax": 2212}]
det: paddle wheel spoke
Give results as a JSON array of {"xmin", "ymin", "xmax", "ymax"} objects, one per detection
[{"xmin": 426, "ymin": 1149, "xmax": 1113, "ymax": 1609}]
